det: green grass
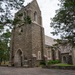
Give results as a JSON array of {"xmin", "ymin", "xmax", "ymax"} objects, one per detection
[{"xmin": 53, "ymin": 63, "xmax": 73, "ymax": 66}]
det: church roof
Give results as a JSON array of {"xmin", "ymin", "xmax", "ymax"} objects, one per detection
[
  {"xmin": 58, "ymin": 43, "xmax": 72, "ymax": 54},
  {"xmin": 45, "ymin": 35, "xmax": 56, "ymax": 46}
]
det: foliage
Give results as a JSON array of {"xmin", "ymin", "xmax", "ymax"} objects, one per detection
[
  {"xmin": 0, "ymin": 0, "xmax": 25, "ymax": 64},
  {"xmin": 0, "ymin": 0, "xmax": 24, "ymax": 31},
  {"xmin": 50, "ymin": 0, "xmax": 75, "ymax": 46},
  {"xmin": 13, "ymin": 15, "xmax": 32, "ymax": 26},
  {"xmin": 18, "ymin": 13, "xmax": 23, "ymax": 17},
  {"xmin": 1, "ymin": 29, "xmax": 11, "ymax": 39},
  {"xmin": 0, "ymin": 40, "xmax": 9, "ymax": 64},
  {"xmin": 0, "ymin": 29, "xmax": 11, "ymax": 64},
  {"xmin": 24, "ymin": 16, "xmax": 32, "ymax": 24},
  {"xmin": 0, "ymin": 0, "xmax": 24, "ymax": 21},
  {"xmin": 47, "ymin": 60, "xmax": 60, "ymax": 65},
  {"xmin": 13, "ymin": 18, "xmax": 21, "ymax": 25},
  {"xmin": 40, "ymin": 60, "xmax": 46, "ymax": 65}
]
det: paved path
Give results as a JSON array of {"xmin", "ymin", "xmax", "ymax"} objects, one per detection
[{"xmin": 0, "ymin": 67, "xmax": 75, "ymax": 75}]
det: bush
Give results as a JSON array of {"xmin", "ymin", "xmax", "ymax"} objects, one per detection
[
  {"xmin": 47, "ymin": 60, "xmax": 60, "ymax": 65},
  {"xmin": 40, "ymin": 60, "xmax": 46, "ymax": 65}
]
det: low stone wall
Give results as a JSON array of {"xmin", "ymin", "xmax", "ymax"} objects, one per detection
[{"xmin": 43, "ymin": 66, "xmax": 75, "ymax": 70}]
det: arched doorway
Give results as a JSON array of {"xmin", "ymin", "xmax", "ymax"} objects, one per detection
[
  {"xmin": 15, "ymin": 49, "xmax": 23, "ymax": 66},
  {"xmin": 63, "ymin": 56, "xmax": 67, "ymax": 63}
]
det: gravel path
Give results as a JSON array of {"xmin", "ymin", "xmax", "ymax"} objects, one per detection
[{"xmin": 0, "ymin": 67, "xmax": 75, "ymax": 75}]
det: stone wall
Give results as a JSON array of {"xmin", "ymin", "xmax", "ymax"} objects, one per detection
[
  {"xmin": 11, "ymin": 24, "xmax": 32, "ymax": 66},
  {"xmin": 32, "ymin": 22, "xmax": 44, "ymax": 66},
  {"xmin": 10, "ymin": 0, "xmax": 45, "ymax": 67}
]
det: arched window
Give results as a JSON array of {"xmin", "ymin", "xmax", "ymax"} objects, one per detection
[
  {"xmin": 17, "ymin": 49, "xmax": 22, "ymax": 56},
  {"xmin": 38, "ymin": 51, "xmax": 41, "ymax": 60},
  {"xmin": 34, "ymin": 12, "xmax": 37, "ymax": 22}
]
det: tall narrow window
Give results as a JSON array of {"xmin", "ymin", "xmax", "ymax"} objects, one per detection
[
  {"xmin": 47, "ymin": 50, "xmax": 50, "ymax": 58},
  {"xmin": 34, "ymin": 12, "xmax": 37, "ymax": 22},
  {"xmin": 47, "ymin": 50, "xmax": 52, "ymax": 60},
  {"xmin": 38, "ymin": 51, "xmax": 41, "ymax": 60},
  {"xmin": 55, "ymin": 50, "xmax": 59, "ymax": 60}
]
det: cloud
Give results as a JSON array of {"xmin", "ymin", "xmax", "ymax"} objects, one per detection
[
  {"xmin": 37, "ymin": 0, "xmax": 60, "ymax": 38},
  {"xmin": 24, "ymin": 0, "xmax": 33, "ymax": 6}
]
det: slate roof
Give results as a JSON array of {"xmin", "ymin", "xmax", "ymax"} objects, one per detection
[
  {"xmin": 45, "ymin": 36, "xmax": 72, "ymax": 54},
  {"xmin": 58, "ymin": 43, "xmax": 72, "ymax": 53},
  {"xmin": 45, "ymin": 35, "xmax": 56, "ymax": 46}
]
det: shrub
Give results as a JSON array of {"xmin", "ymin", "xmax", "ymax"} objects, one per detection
[
  {"xmin": 40, "ymin": 60, "xmax": 46, "ymax": 65},
  {"xmin": 55, "ymin": 60, "xmax": 60, "ymax": 63},
  {"xmin": 47, "ymin": 60, "xmax": 60, "ymax": 65}
]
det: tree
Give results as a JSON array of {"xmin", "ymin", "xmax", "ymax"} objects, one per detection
[
  {"xmin": 0, "ymin": 0, "xmax": 25, "ymax": 64},
  {"xmin": 0, "ymin": 40, "xmax": 7, "ymax": 65},
  {"xmin": 50, "ymin": 0, "xmax": 75, "ymax": 46},
  {"xmin": 0, "ymin": 29, "xmax": 11, "ymax": 64},
  {"xmin": 0, "ymin": 0, "xmax": 24, "ymax": 30},
  {"xmin": 1, "ymin": 30, "xmax": 11, "ymax": 59}
]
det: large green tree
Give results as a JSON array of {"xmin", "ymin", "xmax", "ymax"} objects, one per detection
[
  {"xmin": 0, "ymin": 40, "xmax": 6, "ymax": 65},
  {"xmin": 0, "ymin": 0, "xmax": 24, "ymax": 29},
  {"xmin": 0, "ymin": 0, "xmax": 25, "ymax": 64},
  {"xmin": 50, "ymin": 0, "xmax": 75, "ymax": 46}
]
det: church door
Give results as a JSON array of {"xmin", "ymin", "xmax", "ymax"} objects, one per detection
[
  {"xmin": 63, "ymin": 56, "xmax": 67, "ymax": 63},
  {"xmin": 16, "ymin": 50, "xmax": 23, "ymax": 66}
]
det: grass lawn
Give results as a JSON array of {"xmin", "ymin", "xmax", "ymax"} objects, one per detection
[
  {"xmin": 53, "ymin": 63, "xmax": 73, "ymax": 66},
  {"xmin": 1, "ymin": 61, "xmax": 9, "ymax": 66}
]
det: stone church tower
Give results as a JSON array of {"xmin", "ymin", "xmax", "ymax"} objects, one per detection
[{"xmin": 10, "ymin": 0, "xmax": 45, "ymax": 67}]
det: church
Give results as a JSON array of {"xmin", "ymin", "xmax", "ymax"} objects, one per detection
[{"xmin": 10, "ymin": 0, "xmax": 61, "ymax": 67}]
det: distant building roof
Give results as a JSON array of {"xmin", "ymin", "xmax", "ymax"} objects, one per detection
[
  {"xmin": 58, "ymin": 43, "xmax": 72, "ymax": 54},
  {"xmin": 45, "ymin": 35, "xmax": 56, "ymax": 46}
]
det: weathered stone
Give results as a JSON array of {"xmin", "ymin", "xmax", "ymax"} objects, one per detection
[{"xmin": 10, "ymin": 0, "xmax": 45, "ymax": 67}]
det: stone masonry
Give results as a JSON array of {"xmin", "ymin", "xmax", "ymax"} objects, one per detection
[{"xmin": 10, "ymin": 0, "xmax": 45, "ymax": 67}]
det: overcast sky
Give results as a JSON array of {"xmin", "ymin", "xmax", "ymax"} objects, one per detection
[{"xmin": 24, "ymin": 0, "xmax": 60, "ymax": 39}]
